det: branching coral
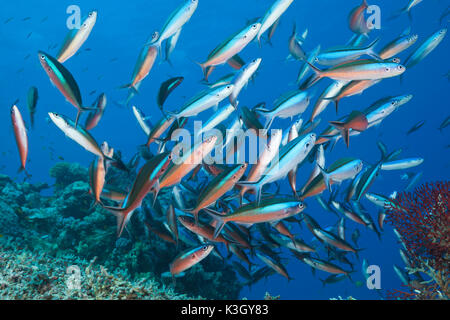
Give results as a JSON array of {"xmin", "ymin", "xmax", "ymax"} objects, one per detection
[{"xmin": 386, "ymin": 181, "xmax": 449, "ymax": 300}]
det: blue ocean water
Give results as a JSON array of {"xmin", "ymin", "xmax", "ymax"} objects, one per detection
[{"xmin": 0, "ymin": 0, "xmax": 448, "ymax": 299}]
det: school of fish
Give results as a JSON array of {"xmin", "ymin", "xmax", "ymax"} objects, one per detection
[{"xmin": 8, "ymin": 0, "xmax": 448, "ymax": 289}]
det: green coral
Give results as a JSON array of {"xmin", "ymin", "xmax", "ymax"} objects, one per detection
[{"xmin": 49, "ymin": 162, "xmax": 88, "ymax": 191}]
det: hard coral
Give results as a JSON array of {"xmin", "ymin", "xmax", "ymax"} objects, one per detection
[
  {"xmin": 49, "ymin": 162, "xmax": 88, "ymax": 191},
  {"xmin": 0, "ymin": 244, "xmax": 195, "ymax": 300},
  {"xmin": 0, "ymin": 161, "xmax": 242, "ymax": 299}
]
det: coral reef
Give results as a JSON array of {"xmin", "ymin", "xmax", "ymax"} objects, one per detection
[
  {"xmin": 0, "ymin": 242, "xmax": 196, "ymax": 300},
  {"xmin": 0, "ymin": 162, "xmax": 242, "ymax": 299},
  {"xmin": 49, "ymin": 162, "xmax": 88, "ymax": 191},
  {"xmin": 385, "ymin": 181, "xmax": 449, "ymax": 300}
]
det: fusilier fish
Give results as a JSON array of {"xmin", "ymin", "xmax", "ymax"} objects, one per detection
[
  {"xmin": 326, "ymin": 79, "xmax": 381, "ymax": 113},
  {"xmin": 89, "ymin": 157, "xmax": 106, "ymax": 206},
  {"xmin": 315, "ymin": 38, "xmax": 380, "ymax": 66},
  {"xmin": 348, "ymin": 0, "xmax": 369, "ymax": 36},
  {"xmin": 319, "ymin": 158, "xmax": 364, "ymax": 191},
  {"xmin": 57, "ymin": 11, "xmax": 97, "ymax": 63},
  {"xmin": 238, "ymin": 133, "xmax": 316, "ymax": 203},
  {"xmin": 168, "ymin": 85, "xmax": 234, "ymax": 119},
  {"xmin": 85, "ymin": 93, "xmax": 107, "ymax": 130},
  {"xmin": 287, "ymin": 23, "xmax": 307, "ymax": 61},
  {"xmin": 257, "ymin": 0, "xmax": 295, "ymax": 46},
  {"xmin": 102, "ymin": 152, "xmax": 173, "ymax": 237},
  {"xmin": 170, "ymin": 244, "xmax": 214, "ymax": 276},
  {"xmin": 157, "ymin": 77, "xmax": 184, "ymax": 108},
  {"xmin": 121, "ymin": 32, "xmax": 159, "ymax": 92},
  {"xmin": 151, "ymin": 0, "xmax": 198, "ymax": 50},
  {"xmin": 11, "ymin": 105, "xmax": 29, "ymax": 176},
  {"xmin": 256, "ymin": 252, "xmax": 293, "ymax": 280},
  {"xmin": 177, "ymin": 216, "xmax": 230, "ymax": 247},
  {"xmin": 159, "ymin": 135, "xmax": 218, "ymax": 188},
  {"xmin": 197, "ymin": 23, "xmax": 261, "ymax": 78},
  {"xmin": 404, "ymin": 28, "xmax": 447, "ymax": 70},
  {"xmin": 132, "ymin": 106, "xmax": 152, "ymax": 136},
  {"xmin": 296, "ymin": 45, "xmax": 321, "ymax": 84},
  {"xmin": 145, "ymin": 115, "xmax": 176, "ymax": 147},
  {"xmin": 380, "ymin": 158, "xmax": 424, "ymax": 171},
  {"xmin": 39, "ymin": 51, "xmax": 93, "ymax": 126},
  {"xmin": 310, "ymin": 81, "xmax": 348, "ymax": 122},
  {"xmin": 164, "ymin": 28, "xmax": 182, "ymax": 65},
  {"xmin": 391, "ymin": 0, "xmax": 423, "ymax": 21},
  {"xmin": 239, "ymin": 129, "xmax": 282, "ymax": 202},
  {"xmin": 295, "ymin": 254, "xmax": 351, "ymax": 275},
  {"xmin": 301, "ymin": 144, "xmax": 325, "ymax": 194},
  {"xmin": 185, "ymin": 163, "xmax": 248, "ymax": 223},
  {"xmin": 328, "ymin": 111, "xmax": 368, "ymax": 147},
  {"xmin": 305, "ymin": 59, "xmax": 406, "ymax": 89},
  {"xmin": 27, "ymin": 86, "xmax": 38, "ymax": 128},
  {"xmin": 48, "ymin": 112, "xmax": 111, "ymax": 159},
  {"xmin": 197, "ymin": 104, "xmax": 236, "ymax": 137},
  {"xmin": 208, "ymin": 198, "xmax": 306, "ymax": 238},
  {"xmin": 229, "ymin": 58, "xmax": 262, "ymax": 107},
  {"xmin": 255, "ymin": 90, "xmax": 311, "ymax": 129},
  {"xmin": 379, "ymin": 33, "xmax": 418, "ymax": 60},
  {"xmin": 438, "ymin": 115, "xmax": 450, "ymax": 132}
]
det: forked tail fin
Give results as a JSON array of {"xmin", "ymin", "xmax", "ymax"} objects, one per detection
[
  {"xmin": 102, "ymin": 205, "xmax": 130, "ymax": 237},
  {"xmin": 236, "ymin": 180, "xmax": 263, "ymax": 205}
]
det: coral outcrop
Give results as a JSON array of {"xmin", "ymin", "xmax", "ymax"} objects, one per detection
[
  {"xmin": 0, "ymin": 162, "xmax": 242, "ymax": 299},
  {"xmin": 0, "ymin": 242, "xmax": 196, "ymax": 300}
]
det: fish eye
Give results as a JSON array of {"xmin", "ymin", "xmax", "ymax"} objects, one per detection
[
  {"xmin": 40, "ymin": 54, "xmax": 45, "ymax": 60},
  {"xmin": 168, "ymin": 155, "xmax": 173, "ymax": 160},
  {"xmin": 202, "ymin": 245, "xmax": 208, "ymax": 251},
  {"xmin": 397, "ymin": 66, "xmax": 404, "ymax": 70},
  {"xmin": 88, "ymin": 12, "xmax": 93, "ymax": 17},
  {"xmin": 243, "ymin": 35, "xmax": 247, "ymax": 39},
  {"xmin": 385, "ymin": 67, "xmax": 390, "ymax": 72},
  {"xmin": 252, "ymin": 24, "xmax": 257, "ymax": 29},
  {"xmin": 306, "ymin": 143, "xmax": 310, "ymax": 148},
  {"xmin": 314, "ymin": 57, "xmax": 319, "ymax": 62}
]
